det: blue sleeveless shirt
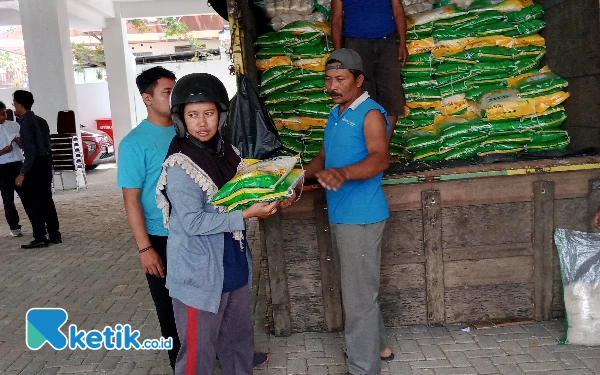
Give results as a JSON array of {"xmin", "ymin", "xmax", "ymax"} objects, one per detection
[
  {"xmin": 323, "ymin": 92, "xmax": 390, "ymax": 225},
  {"xmin": 342, "ymin": 0, "xmax": 396, "ymax": 39}
]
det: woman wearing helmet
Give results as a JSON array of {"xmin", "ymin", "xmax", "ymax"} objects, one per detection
[{"xmin": 156, "ymin": 73, "xmax": 279, "ymax": 375}]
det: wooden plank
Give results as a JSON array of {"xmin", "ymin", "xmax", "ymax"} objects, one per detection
[
  {"xmin": 280, "ymin": 189, "xmax": 319, "ymax": 218},
  {"xmin": 587, "ymin": 178, "xmax": 600, "ymax": 233},
  {"xmin": 444, "ymin": 243, "xmax": 533, "ymax": 262},
  {"xmin": 385, "ymin": 169, "xmax": 600, "ymax": 210},
  {"xmin": 552, "ymin": 280, "xmax": 565, "ymax": 319},
  {"xmin": 380, "ymin": 264, "xmax": 427, "ymax": 326},
  {"xmin": 386, "ymin": 156, "xmax": 600, "ymax": 180},
  {"xmin": 382, "ymin": 210, "xmax": 425, "ymax": 264},
  {"xmin": 554, "ymin": 197, "xmax": 590, "ymax": 232},
  {"xmin": 422, "ymin": 190, "xmax": 445, "ymax": 326},
  {"xmin": 283, "ymin": 169, "xmax": 600, "ymax": 215},
  {"xmin": 314, "ymin": 197, "xmax": 343, "ymax": 333},
  {"xmin": 445, "ymin": 284, "xmax": 534, "ymax": 323},
  {"xmin": 442, "ymin": 202, "xmax": 532, "ymax": 249},
  {"xmin": 533, "ymin": 180, "xmax": 555, "ymax": 322},
  {"xmin": 445, "ymin": 257, "xmax": 533, "ymax": 287},
  {"xmin": 263, "ymin": 212, "xmax": 292, "ymax": 336},
  {"xmin": 227, "ymin": 0, "xmax": 259, "ymax": 88},
  {"xmin": 282, "ymin": 218, "xmax": 326, "ymax": 333}
]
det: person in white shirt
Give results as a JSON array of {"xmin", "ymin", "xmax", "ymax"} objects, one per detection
[{"xmin": 0, "ymin": 101, "xmax": 25, "ymax": 237}]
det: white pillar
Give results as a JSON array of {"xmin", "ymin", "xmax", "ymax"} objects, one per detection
[
  {"xmin": 102, "ymin": 2, "xmax": 137, "ymax": 156},
  {"xmin": 18, "ymin": 0, "xmax": 79, "ymax": 133}
]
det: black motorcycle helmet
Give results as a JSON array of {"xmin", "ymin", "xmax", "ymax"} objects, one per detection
[{"xmin": 170, "ymin": 73, "xmax": 229, "ymax": 139}]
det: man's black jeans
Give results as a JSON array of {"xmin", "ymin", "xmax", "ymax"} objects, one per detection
[
  {"xmin": 21, "ymin": 156, "xmax": 60, "ymax": 242},
  {"xmin": 0, "ymin": 161, "xmax": 23, "ymax": 230},
  {"xmin": 147, "ymin": 235, "xmax": 181, "ymax": 370}
]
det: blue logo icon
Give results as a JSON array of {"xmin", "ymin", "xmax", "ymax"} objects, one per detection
[{"xmin": 26, "ymin": 308, "xmax": 69, "ymax": 350}]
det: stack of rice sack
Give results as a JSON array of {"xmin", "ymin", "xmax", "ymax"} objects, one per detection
[
  {"xmin": 255, "ymin": 21, "xmax": 334, "ymax": 163},
  {"xmin": 396, "ymin": 0, "xmax": 571, "ymax": 162},
  {"xmin": 257, "ymin": 0, "xmax": 331, "ymax": 30}
]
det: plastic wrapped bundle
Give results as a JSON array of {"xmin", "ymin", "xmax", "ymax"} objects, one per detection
[
  {"xmin": 555, "ymin": 229, "xmax": 600, "ymax": 346},
  {"xmin": 211, "ymin": 156, "xmax": 304, "ymax": 211}
]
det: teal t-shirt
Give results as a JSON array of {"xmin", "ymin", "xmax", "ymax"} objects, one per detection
[{"xmin": 117, "ymin": 120, "xmax": 176, "ymax": 236}]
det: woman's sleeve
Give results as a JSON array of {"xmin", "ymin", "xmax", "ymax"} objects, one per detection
[{"xmin": 165, "ymin": 164, "xmax": 245, "ymax": 236}]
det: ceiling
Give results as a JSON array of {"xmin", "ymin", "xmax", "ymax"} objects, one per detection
[{"xmin": 0, "ymin": 0, "xmax": 215, "ymax": 31}]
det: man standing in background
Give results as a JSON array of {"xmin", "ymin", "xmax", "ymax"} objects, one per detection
[
  {"xmin": 12, "ymin": 90, "xmax": 61, "ymax": 249},
  {"xmin": 331, "ymin": 0, "xmax": 408, "ymax": 143},
  {"xmin": 0, "ymin": 101, "xmax": 25, "ymax": 237},
  {"xmin": 118, "ymin": 66, "xmax": 181, "ymax": 369}
]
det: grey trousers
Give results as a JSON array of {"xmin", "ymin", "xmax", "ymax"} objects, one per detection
[
  {"xmin": 331, "ymin": 220, "xmax": 388, "ymax": 375},
  {"xmin": 172, "ymin": 286, "xmax": 254, "ymax": 375}
]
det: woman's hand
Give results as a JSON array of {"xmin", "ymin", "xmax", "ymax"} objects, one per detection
[{"xmin": 242, "ymin": 201, "xmax": 279, "ymax": 219}]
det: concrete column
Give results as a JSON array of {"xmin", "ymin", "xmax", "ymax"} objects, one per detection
[
  {"xmin": 102, "ymin": 2, "xmax": 137, "ymax": 156},
  {"xmin": 18, "ymin": 0, "xmax": 79, "ymax": 132}
]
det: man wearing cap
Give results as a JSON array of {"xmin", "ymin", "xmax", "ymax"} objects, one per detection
[
  {"xmin": 331, "ymin": 0, "xmax": 408, "ymax": 143},
  {"xmin": 304, "ymin": 49, "xmax": 393, "ymax": 375}
]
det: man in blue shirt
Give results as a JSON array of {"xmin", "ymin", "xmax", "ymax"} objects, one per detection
[
  {"xmin": 304, "ymin": 49, "xmax": 393, "ymax": 375},
  {"xmin": 117, "ymin": 66, "xmax": 181, "ymax": 369},
  {"xmin": 332, "ymin": 0, "xmax": 408, "ymax": 143}
]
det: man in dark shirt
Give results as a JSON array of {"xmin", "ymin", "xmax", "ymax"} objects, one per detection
[
  {"xmin": 13, "ymin": 90, "xmax": 61, "ymax": 249},
  {"xmin": 332, "ymin": 0, "xmax": 408, "ymax": 144}
]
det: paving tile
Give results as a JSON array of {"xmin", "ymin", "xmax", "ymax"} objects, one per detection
[
  {"xmin": 56, "ymin": 365, "xmax": 97, "ymax": 374},
  {"xmin": 433, "ymin": 368, "xmax": 478, "ymax": 375},
  {"xmin": 410, "ymin": 360, "xmax": 452, "ymax": 369},
  {"xmin": 518, "ymin": 361, "xmax": 564, "ymax": 372},
  {"xmin": 445, "ymin": 352, "xmax": 471, "ymax": 368},
  {"xmin": 468, "ymin": 358, "xmax": 498, "ymax": 374},
  {"xmin": 555, "ymin": 352, "xmax": 587, "ymax": 369},
  {"xmin": 524, "ymin": 347, "xmax": 556, "ymax": 362},
  {"xmin": 491, "ymin": 354, "xmax": 535, "ymax": 365},
  {"xmin": 496, "ymin": 364, "xmax": 525, "ymax": 375}
]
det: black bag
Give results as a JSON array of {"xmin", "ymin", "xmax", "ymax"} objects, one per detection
[{"xmin": 223, "ymin": 75, "xmax": 282, "ymax": 159}]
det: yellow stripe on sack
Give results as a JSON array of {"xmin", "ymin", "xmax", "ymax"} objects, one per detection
[
  {"xmin": 212, "ymin": 188, "xmax": 274, "ymax": 206},
  {"xmin": 407, "ymin": 37, "xmax": 435, "ymax": 55},
  {"xmin": 478, "ymin": 148, "xmax": 524, "ymax": 157},
  {"xmin": 513, "ymin": 34, "xmax": 546, "ymax": 48},
  {"xmin": 407, "ymin": 100, "xmax": 442, "ymax": 110}
]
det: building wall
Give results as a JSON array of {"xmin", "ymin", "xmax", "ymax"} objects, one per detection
[
  {"xmin": 75, "ymin": 82, "xmax": 111, "ymax": 132},
  {"xmin": 0, "ymin": 83, "xmax": 111, "ymax": 131},
  {"xmin": 128, "ymin": 39, "xmax": 221, "ymax": 56},
  {"xmin": 0, "ymin": 88, "xmax": 17, "ymax": 109}
]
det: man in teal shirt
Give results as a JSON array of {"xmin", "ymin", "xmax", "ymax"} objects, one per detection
[{"xmin": 117, "ymin": 66, "xmax": 180, "ymax": 369}]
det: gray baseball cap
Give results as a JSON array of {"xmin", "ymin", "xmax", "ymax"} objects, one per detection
[{"xmin": 325, "ymin": 48, "xmax": 364, "ymax": 73}]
